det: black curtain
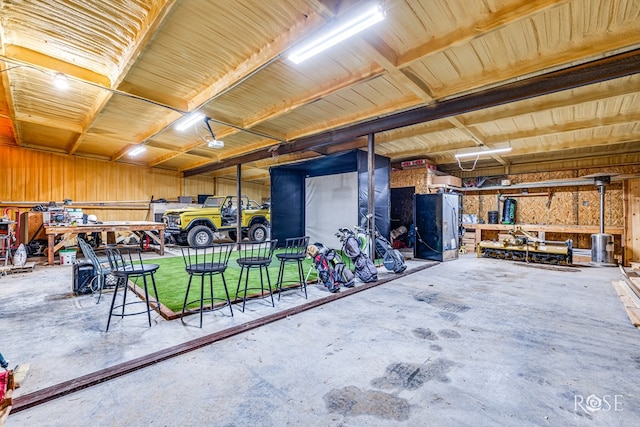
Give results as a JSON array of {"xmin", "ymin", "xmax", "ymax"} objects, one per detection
[
  {"xmin": 270, "ymin": 168, "xmax": 304, "ymax": 247},
  {"xmin": 357, "ymin": 150, "xmax": 391, "ymax": 239}
]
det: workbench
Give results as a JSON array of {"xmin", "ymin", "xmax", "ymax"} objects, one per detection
[
  {"xmin": 45, "ymin": 221, "xmax": 166, "ymax": 266},
  {"xmin": 462, "ymin": 223, "xmax": 624, "ymax": 246}
]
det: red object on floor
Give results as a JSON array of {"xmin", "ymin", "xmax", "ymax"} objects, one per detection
[{"xmin": 392, "ymin": 240, "xmax": 406, "ymax": 249}]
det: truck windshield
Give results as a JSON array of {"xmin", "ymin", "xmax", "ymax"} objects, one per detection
[{"xmin": 203, "ymin": 197, "xmax": 224, "ymax": 208}]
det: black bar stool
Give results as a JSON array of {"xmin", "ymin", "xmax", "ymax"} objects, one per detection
[
  {"xmin": 275, "ymin": 236, "xmax": 309, "ymax": 300},
  {"xmin": 235, "ymin": 239, "xmax": 278, "ymax": 312},
  {"xmin": 180, "ymin": 244, "xmax": 234, "ymax": 327},
  {"xmin": 105, "ymin": 246, "xmax": 160, "ymax": 331}
]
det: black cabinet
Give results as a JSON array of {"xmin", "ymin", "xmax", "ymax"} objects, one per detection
[{"xmin": 413, "ymin": 193, "xmax": 460, "ymax": 262}]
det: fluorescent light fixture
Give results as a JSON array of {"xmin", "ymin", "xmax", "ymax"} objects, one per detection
[
  {"xmin": 175, "ymin": 112, "xmax": 205, "ymax": 131},
  {"xmin": 53, "ymin": 73, "xmax": 69, "ymax": 90},
  {"xmin": 128, "ymin": 145, "xmax": 146, "ymax": 157},
  {"xmin": 289, "ymin": 4, "xmax": 385, "ymax": 64},
  {"xmin": 455, "ymin": 147, "xmax": 512, "ymax": 159}
]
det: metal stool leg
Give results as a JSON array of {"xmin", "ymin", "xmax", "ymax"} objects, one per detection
[
  {"xmin": 106, "ymin": 277, "xmax": 122, "ymax": 332},
  {"xmin": 221, "ymin": 274, "xmax": 233, "ymax": 316},
  {"xmin": 264, "ymin": 265, "xmax": 274, "ymax": 307},
  {"xmin": 297, "ymin": 259, "xmax": 307, "ymax": 298},
  {"xmin": 141, "ymin": 274, "xmax": 152, "ymax": 327},
  {"xmin": 181, "ymin": 275, "xmax": 194, "ymax": 323},
  {"xmin": 276, "ymin": 260, "xmax": 285, "ymax": 300}
]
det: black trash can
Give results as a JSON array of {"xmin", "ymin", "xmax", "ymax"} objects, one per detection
[
  {"xmin": 73, "ymin": 262, "xmax": 95, "ymax": 295},
  {"xmin": 501, "ymin": 198, "xmax": 517, "ymax": 225}
]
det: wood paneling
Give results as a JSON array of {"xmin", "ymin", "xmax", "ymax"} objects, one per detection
[
  {"xmin": 625, "ymin": 178, "xmax": 640, "ymax": 265},
  {"xmin": 0, "ymin": 145, "xmax": 269, "ymax": 222}
]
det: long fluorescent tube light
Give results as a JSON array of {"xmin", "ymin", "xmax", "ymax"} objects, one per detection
[
  {"xmin": 175, "ymin": 112, "xmax": 205, "ymax": 131},
  {"xmin": 455, "ymin": 147, "xmax": 512, "ymax": 159},
  {"xmin": 289, "ymin": 5, "xmax": 385, "ymax": 64},
  {"xmin": 128, "ymin": 146, "xmax": 147, "ymax": 157}
]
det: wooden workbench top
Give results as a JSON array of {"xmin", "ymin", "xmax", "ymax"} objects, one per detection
[{"xmin": 462, "ymin": 223, "xmax": 624, "ymax": 234}]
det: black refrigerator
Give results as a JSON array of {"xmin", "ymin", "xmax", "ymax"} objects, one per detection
[{"xmin": 413, "ymin": 193, "xmax": 460, "ymax": 262}]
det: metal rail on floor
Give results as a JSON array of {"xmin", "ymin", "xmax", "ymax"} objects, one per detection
[{"xmin": 10, "ymin": 261, "xmax": 438, "ymax": 414}]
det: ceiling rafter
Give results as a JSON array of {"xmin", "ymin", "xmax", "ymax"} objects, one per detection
[
  {"xmin": 68, "ymin": 0, "xmax": 179, "ymax": 156},
  {"xmin": 464, "ymin": 78, "xmax": 640, "ymax": 125},
  {"xmin": 186, "ymin": 14, "xmax": 326, "ymax": 111},
  {"xmin": 183, "ymin": 47, "xmax": 640, "ymax": 177},
  {"xmin": 396, "ymin": 0, "xmax": 571, "ymax": 68},
  {"xmin": 482, "ymin": 111, "xmax": 640, "ymax": 145},
  {"xmin": 149, "ymin": 66, "xmax": 388, "ymax": 168},
  {"xmin": 142, "ymin": 7, "xmax": 330, "ymax": 168},
  {"xmin": 505, "ymin": 135, "xmax": 640, "ymax": 157}
]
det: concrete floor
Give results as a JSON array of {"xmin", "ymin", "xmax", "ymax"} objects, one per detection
[{"xmin": 1, "ymin": 251, "xmax": 639, "ymax": 426}]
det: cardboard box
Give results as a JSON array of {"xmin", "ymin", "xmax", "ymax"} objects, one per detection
[{"xmin": 431, "ymin": 175, "xmax": 462, "ymax": 187}]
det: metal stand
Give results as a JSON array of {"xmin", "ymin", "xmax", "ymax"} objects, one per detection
[{"xmin": 590, "ymin": 176, "xmax": 616, "ymax": 267}]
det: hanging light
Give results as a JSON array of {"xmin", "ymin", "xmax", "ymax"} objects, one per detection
[
  {"xmin": 128, "ymin": 145, "xmax": 146, "ymax": 157},
  {"xmin": 289, "ymin": 4, "xmax": 385, "ymax": 64},
  {"xmin": 53, "ymin": 73, "xmax": 69, "ymax": 90},
  {"xmin": 207, "ymin": 137, "xmax": 224, "ymax": 149},
  {"xmin": 175, "ymin": 112, "xmax": 205, "ymax": 131},
  {"xmin": 204, "ymin": 117, "xmax": 223, "ymax": 148}
]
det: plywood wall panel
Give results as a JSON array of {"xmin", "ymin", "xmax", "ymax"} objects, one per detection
[
  {"xmin": 548, "ymin": 191, "xmax": 576, "ymax": 225},
  {"xmin": 577, "ymin": 188, "xmax": 601, "ymax": 226},
  {"xmin": 514, "ymin": 194, "xmax": 547, "ymax": 225},
  {"xmin": 463, "ymin": 194, "xmax": 479, "ymax": 218},
  {"xmin": 391, "ymin": 168, "xmax": 429, "ymax": 194}
]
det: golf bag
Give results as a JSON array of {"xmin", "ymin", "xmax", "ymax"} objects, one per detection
[
  {"xmin": 309, "ymin": 244, "xmax": 354, "ymax": 293},
  {"xmin": 357, "ymin": 214, "xmax": 406, "ymax": 274},
  {"xmin": 337, "ymin": 228, "xmax": 378, "ymax": 283},
  {"xmin": 374, "ymin": 233, "xmax": 407, "ymax": 274}
]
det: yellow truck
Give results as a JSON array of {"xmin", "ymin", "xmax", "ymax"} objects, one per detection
[{"xmin": 162, "ymin": 195, "xmax": 270, "ymax": 246}]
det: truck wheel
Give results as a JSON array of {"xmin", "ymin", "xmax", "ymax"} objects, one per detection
[
  {"xmin": 249, "ymin": 223, "xmax": 267, "ymax": 242},
  {"xmin": 187, "ymin": 225, "xmax": 214, "ymax": 247},
  {"xmin": 228, "ymin": 230, "xmax": 237, "ymax": 241}
]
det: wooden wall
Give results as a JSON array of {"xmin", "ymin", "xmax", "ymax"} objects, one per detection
[
  {"xmin": 391, "ymin": 165, "xmax": 640, "ymax": 263},
  {"xmin": 625, "ymin": 178, "xmax": 640, "ymax": 264},
  {"xmin": 0, "ymin": 146, "xmax": 269, "ymax": 222}
]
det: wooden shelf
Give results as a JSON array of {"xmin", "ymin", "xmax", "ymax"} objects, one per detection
[{"xmin": 463, "ymin": 223, "xmax": 624, "ymax": 235}]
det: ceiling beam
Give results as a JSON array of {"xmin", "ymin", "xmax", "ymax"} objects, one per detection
[
  {"xmin": 429, "ymin": 34, "xmax": 640, "ymax": 101},
  {"xmin": 67, "ymin": 0, "xmax": 179, "ymax": 156},
  {"xmin": 184, "ymin": 48, "xmax": 640, "ymax": 177},
  {"xmin": 186, "ymin": 12, "xmax": 325, "ymax": 111},
  {"xmin": 0, "ymin": 47, "xmax": 111, "ymax": 87},
  {"xmin": 482, "ymin": 111, "xmax": 640, "ymax": 145},
  {"xmin": 397, "ymin": 0, "xmax": 570, "ymax": 67},
  {"xmin": 463, "ymin": 76, "xmax": 640, "ymax": 125}
]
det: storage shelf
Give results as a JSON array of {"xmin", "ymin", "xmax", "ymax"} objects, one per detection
[{"xmin": 460, "ymin": 174, "xmax": 637, "ymax": 192}]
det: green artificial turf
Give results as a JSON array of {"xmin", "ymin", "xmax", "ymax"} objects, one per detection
[{"xmin": 142, "ymin": 249, "xmax": 318, "ymax": 313}]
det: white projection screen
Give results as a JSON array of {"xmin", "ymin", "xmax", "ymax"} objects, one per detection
[{"xmin": 305, "ymin": 171, "xmax": 359, "ymax": 249}]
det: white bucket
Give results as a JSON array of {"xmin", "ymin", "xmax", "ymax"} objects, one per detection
[{"xmin": 59, "ymin": 249, "xmax": 77, "ymax": 265}]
